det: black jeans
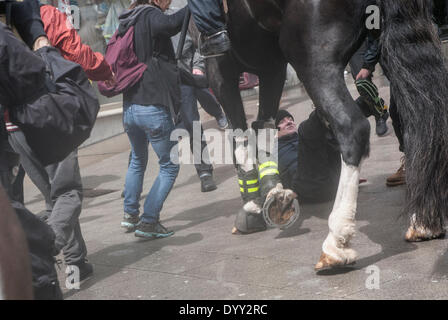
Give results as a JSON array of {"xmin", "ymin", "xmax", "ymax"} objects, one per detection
[
  {"xmin": 388, "ymin": 92, "xmax": 404, "ymax": 152},
  {"xmin": 178, "ymin": 84, "xmax": 213, "ymax": 177},
  {"xmin": 196, "ymin": 88, "xmax": 223, "ymax": 119},
  {"xmin": 188, "ymin": 0, "xmax": 225, "ymax": 35}
]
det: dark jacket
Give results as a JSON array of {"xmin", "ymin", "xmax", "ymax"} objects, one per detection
[
  {"xmin": 172, "ymin": 33, "xmax": 205, "ymax": 74},
  {"xmin": 120, "ymin": 5, "xmax": 187, "ymax": 108},
  {"xmin": 277, "ymin": 132, "xmax": 299, "ymax": 191},
  {"xmin": 9, "ymin": 0, "xmax": 47, "ymax": 48},
  {"xmin": 277, "ymin": 111, "xmax": 341, "ymax": 203},
  {"xmin": 362, "ymin": 33, "xmax": 381, "ymax": 72}
]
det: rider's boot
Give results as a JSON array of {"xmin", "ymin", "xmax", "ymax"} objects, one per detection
[{"xmin": 200, "ymin": 30, "xmax": 231, "ymax": 57}]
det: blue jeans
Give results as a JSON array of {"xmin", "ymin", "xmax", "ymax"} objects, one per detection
[
  {"xmin": 188, "ymin": 0, "xmax": 225, "ymax": 35},
  {"xmin": 123, "ymin": 104, "xmax": 179, "ymax": 224}
]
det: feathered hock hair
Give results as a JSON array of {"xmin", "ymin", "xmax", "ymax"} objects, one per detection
[{"xmin": 380, "ymin": 0, "xmax": 448, "ymax": 230}]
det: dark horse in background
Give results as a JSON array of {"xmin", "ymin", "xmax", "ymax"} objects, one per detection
[{"xmin": 192, "ymin": 0, "xmax": 448, "ymax": 271}]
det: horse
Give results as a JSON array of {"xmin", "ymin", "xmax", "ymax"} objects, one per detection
[
  {"xmin": 194, "ymin": 0, "xmax": 448, "ymax": 272},
  {"xmin": 0, "ymin": 186, "xmax": 33, "ymax": 299}
]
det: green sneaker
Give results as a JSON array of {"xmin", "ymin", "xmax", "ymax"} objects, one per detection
[
  {"xmin": 121, "ymin": 213, "xmax": 139, "ymax": 232},
  {"xmin": 135, "ymin": 221, "xmax": 174, "ymax": 239}
]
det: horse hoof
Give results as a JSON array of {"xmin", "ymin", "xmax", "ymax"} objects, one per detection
[
  {"xmin": 405, "ymin": 226, "xmax": 445, "ymax": 242},
  {"xmin": 315, "ymin": 252, "xmax": 343, "ymax": 271},
  {"xmin": 314, "ymin": 252, "xmax": 356, "ymax": 272}
]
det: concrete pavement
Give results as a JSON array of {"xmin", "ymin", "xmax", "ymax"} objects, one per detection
[{"xmin": 23, "ymin": 77, "xmax": 448, "ymax": 300}]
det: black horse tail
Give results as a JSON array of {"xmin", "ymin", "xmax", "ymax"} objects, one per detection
[{"xmin": 380, "ymin": 0, "xmax": 448, "ymax": 230}]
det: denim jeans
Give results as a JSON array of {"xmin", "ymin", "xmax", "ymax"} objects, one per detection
[
  {"xmin": 188, "ymin": 0, "xmax": 225, "ymax": 35},
  {"xmin": 123, "ymin": 104, "xmax": 179, "ymax": 224}
]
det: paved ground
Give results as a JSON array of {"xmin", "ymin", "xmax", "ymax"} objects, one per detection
[{"xmin": 23, "ymin": 75, "xmax": 448, "ymax": 300}]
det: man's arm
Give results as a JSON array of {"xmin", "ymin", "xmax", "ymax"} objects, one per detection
[
  {"xmin": 40, "ymin": 5, "xmax": 113, "ymax": 82},
  {"xmin": 150, "ymin": 6, "xmax": 188, "ymax": 39},
  {"xmin": 10, "ymin": 0, "xmax": 46, "ymax": 49},
  {"xmin": 356, "ymin": 33, "xmax": 381, "ymax": 80}
]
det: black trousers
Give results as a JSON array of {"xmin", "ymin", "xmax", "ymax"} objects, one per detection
[
  {"xmin": 349, "ymin": 40, "xmax": 377, "ymax": 118},
  {"xmin": 177, "ymin": 84, "xmax": 214, "ymax": 177}
]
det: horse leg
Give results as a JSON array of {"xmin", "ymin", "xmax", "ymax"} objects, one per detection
[
  {"xmin": 206, "ymin": 56, "xmax": 247, "ymax": 131},
  {"xmin": 279, "ymin": 0, "xmax": 370, "ymax": 270},
  {"xmin": 207, "ymin": 57, "xmax": 265, "ymax": 233},
  {"xmin": 254, "ymin": 64, "xmax": 300, "ymax": 224}
]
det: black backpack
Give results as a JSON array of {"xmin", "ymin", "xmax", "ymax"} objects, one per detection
[{"xmin": 0, "ymin": 23, "xmax": 100, "ymax": 166}]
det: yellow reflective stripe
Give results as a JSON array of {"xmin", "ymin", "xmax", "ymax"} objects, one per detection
[
  {"xmin": 259, "ymin": 168, "xmax": 279, "ymax": 180},
  {"xmin": 259, "ymin": 161, "xmax": 278, "ymax": 170},
  {"xmin": 240, "ymin": 188, "xmax": 259, "ymax": 193},
  {"xmin": 246, "ymin": 179, "xmax": 258, "ymax": 185},
  {"xmin": 238, "ymin": 179, "xmax": 243, "ymax": 186}
]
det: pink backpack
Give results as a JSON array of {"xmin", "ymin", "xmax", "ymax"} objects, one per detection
[{"xmin": 97, "ymin": 25, "xmax": 147, "ymax": 97}]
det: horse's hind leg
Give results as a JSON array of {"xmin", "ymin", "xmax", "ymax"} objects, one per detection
[{"xmin": 280, "ymin": 2, "xmax": 370, "ymax": 270}]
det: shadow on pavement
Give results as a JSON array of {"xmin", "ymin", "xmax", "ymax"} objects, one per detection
[
  {"xmin": 165, "ymin": 198, "xmax": 242, "ymax": 233},
  {"xmin": 63, "ymin": 232, "xmax": 203, "ymax": 299}
]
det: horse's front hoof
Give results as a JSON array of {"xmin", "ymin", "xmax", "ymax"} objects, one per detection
[
  {"xmin": 405, "ymin": 226, "xmax": 445, "ymax": 242},
  {"xmin": 314, "ymin": 252, "xmax": 356, "ymax": 272},
  {"xmin": 315, "ymin": 252, "xmax": 343, "ymax": 271}
]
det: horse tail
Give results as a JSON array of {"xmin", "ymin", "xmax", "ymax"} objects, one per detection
[{"xmin": 380, "ymin": 0, "xmax": 448, "ymax": 230}]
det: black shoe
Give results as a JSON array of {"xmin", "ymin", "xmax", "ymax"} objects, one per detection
[
  {"xmin": 375, "ymin": 112, "xmax": 389, "ymax": 137},
  {"xmin": 67, "ymin": 259, "xmax": 93, "ymax": 285},
  {"xmin": 200, "ymin": 174, "xmax": 217, "ymax": 193},
  {"xmin": 200, "ymin": 30, "xmax": 231, "ymax": 57},
  {"xmin": 135, "ymin": 221, "xmax": 174, "ymax": 239},
  {"xmin": 216, "ymin": 112, "xmax": 228, "ymax": 130},
  {"xmin": 121, "ymin": 213, "xmax": 140, "ymax": 232}
]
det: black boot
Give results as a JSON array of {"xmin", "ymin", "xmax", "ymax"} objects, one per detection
[
  {"xmin": 200, "ymin": 30, "xmax": 231, "ymax": 57},
  {"xmin": 200, "ymin": 174, "xmax": 217, "ymax": 192},
  {"xmin": 375, "ymin": 111, "xmax": 389, "ymax": 137}
]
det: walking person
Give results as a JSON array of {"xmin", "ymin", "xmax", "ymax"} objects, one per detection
[
  {"xmin": 349, "ymin": 38, "xmax": 390, "ymax": 137},
  {"xmin": 354, "ymin": 33, "xmax": 406, "ymax": 187},
  {"xmin": 5, "ymin": 2, "xmax": 116, "ymax": 285},
  {"xmin": 172, "ymin": 31, "xmax": 227, "ymax": 192},
  {"xmin": 119, "ymin": 0, "xmax": 187, "ymax": 238}
]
